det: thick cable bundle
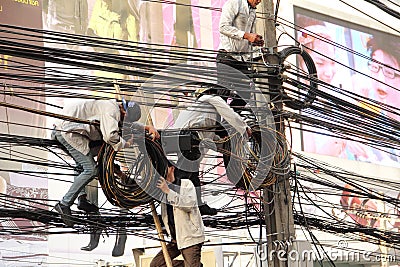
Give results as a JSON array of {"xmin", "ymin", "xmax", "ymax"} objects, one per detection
[
  {"xmin": 279, "ymin": 46, "xmax": 318, "ymax": 110},
  {"xmin": 97, "ymin": 138, "xmax": 168, "ymax": 209},
  {"xmin": 222, "ymin": 124, "xmax": 276, "ymax": 191}
]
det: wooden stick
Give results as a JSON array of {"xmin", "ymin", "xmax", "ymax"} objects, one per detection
[
  {"xmin": 0, "ymin": 101, "xmax": 97, "ymax": 125},
  {"xmin": 150, "ymin": 201, "xmax": 173, "ymax": 267},
  {"xmin": 113, "ymin": 81, "xmax": 122, "ymax": 101}
]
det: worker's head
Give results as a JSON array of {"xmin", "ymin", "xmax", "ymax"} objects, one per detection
[
  {"xmin": 247, "ymin": 0, "xmax": 262, "ymax": 8},
  {"xmin": 120, "ymin": 98, "xmax": 142, "ymax": 122}
]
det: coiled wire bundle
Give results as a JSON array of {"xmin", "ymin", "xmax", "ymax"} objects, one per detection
[
  {"xmin": 222, "ymin": 123, "xmax": 279, "ymax": 191},
  {"xmin": 97, "ymin": 136, "xmax": 168, "ymax": 209},
  {"xmin": 279, "ymin": 46, "xmax": 318, "ymax": 110}
]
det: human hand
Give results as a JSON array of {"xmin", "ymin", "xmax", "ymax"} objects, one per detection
[
  {"xmin": 145, "ymin": 125, "xmax": 160, "ymax": 141},
  {"xmin": 253, "ymin": 35, "xmax": 264, "ymax": 46},
  {"xmin": 120, "ymin": 172, "xmax": 128, "ymax": 184},
  {"xmin": 244, "ymin": 33, "xmax": 264, "ymax": 46},
  {"xmin": 157, "ymin": 177, "xmax": 170, "ymax": 194},
  {"xmin": 246, "ymin": 127, "xmax": 252, "ymax": 138},
  {"xmin": 114, "ymin": 166, "xmax": 128, "ymax": 183},
  {"xmin": 124, "ymin": 134, "xmax": 134, "ymax": 148}
]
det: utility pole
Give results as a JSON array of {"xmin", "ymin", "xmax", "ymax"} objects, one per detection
[{"xmin": 261, "ymin": 1, "xmax": 295, "ymax": 267}]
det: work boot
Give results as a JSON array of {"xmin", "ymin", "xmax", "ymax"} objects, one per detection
[
  {"xmin": 199, "ymin": 204, "xmax": 217, "ymax": 216},
  {"xmin": 81, "ymin": 228, "xmax": 102, "ymax": 251},
  {"xmin": 55, "ymin": 202, "xmax": 74, "ymax": 227},
  {"xmin": 77, "ymin": 196, "xmax": 99, "ymax": 213},
  {"xmin": 112, "ymin": 228, "xmax": 127, "ymax": 257}
]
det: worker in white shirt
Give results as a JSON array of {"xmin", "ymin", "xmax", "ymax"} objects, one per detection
[
  {"xmin": 218, "ymin": 0, "xmax": 264, "ymax": 110},
  {"xmin": 171, "ymin": 87, "xmax": 251, "ymax": 215},
  {"xmin": 53, "ymin": 99, "xmax": 159, "ymax": 227},
  {"xmin": 150, "ymin": 163, "xmax": 205, "ymax": 267}
]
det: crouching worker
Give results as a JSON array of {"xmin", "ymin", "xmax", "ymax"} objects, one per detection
[
  {"xmin": 150, "ymin": 164, "xmax": 205, "ymax": 267},
  {"xmin": 53, "ymin": 98, "xmax": 159, "ymax": 227},
  {"xmin": 172, "ymin": 87, "xmax": 251, "ymax": 215}
]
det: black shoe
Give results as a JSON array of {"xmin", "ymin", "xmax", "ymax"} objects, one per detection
[
  {"xmin": 112, "ymin": 229, "xmax": 127, "ymax": 257},
  {"xmin": 77, "ymin": 197, "xmax": 99, "ymax": 213},
  {"xmin": 199, "ymin": 204, "xmax": 217, "ymax": 216},
  {"xmin": 55, "ymin": 202, "xmax": 74, "ymax": 227},
  {"xmin": 81, "ymin": 228, "xmax": 102, "ymax": 251}
]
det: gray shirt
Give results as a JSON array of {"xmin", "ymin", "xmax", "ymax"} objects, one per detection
[
  {"xmin": 57, "ymin": 99, "xmax": 141, "ymax": 155},
  {"xmin": 219, "ymin": 0, "xmax": 257, "ymax": 53},
  {"xmin": 173, "ymin": 95, "xmax": 248, "ymax": 140}
]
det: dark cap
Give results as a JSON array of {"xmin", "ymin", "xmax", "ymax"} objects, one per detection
[{"xmin": 122, "ymin": 98, "xmax": 141, "ymax": 122}]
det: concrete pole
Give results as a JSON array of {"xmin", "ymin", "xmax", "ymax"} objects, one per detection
[{"xmin": 261, "ymin": 1, "xmax": 296, "ymax": 267}]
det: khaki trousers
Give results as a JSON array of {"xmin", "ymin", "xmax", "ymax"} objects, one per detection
[{"xmin": 150, "ymin": 242, "xmax": 203, "ymax": 267}]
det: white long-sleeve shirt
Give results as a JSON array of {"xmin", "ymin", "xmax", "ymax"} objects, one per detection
[
  {"xmin": 57, "ymin": 99, "xmax": 140, "ymax": 155},
  {"xmin": 161, "ymin": 179, "xmax": 205, "ymax": 250},
  {"xmin": 219, "ymin": 0, "xmax": 257, "ymax": 53},
  {"xmin": 173, "ymin": 95, "xmax": 248, "ymax": 140}
]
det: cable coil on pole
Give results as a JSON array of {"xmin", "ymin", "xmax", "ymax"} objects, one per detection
[{"xmin": 279, "ymin": 46, "xmax": 318, "ymax": 110}]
